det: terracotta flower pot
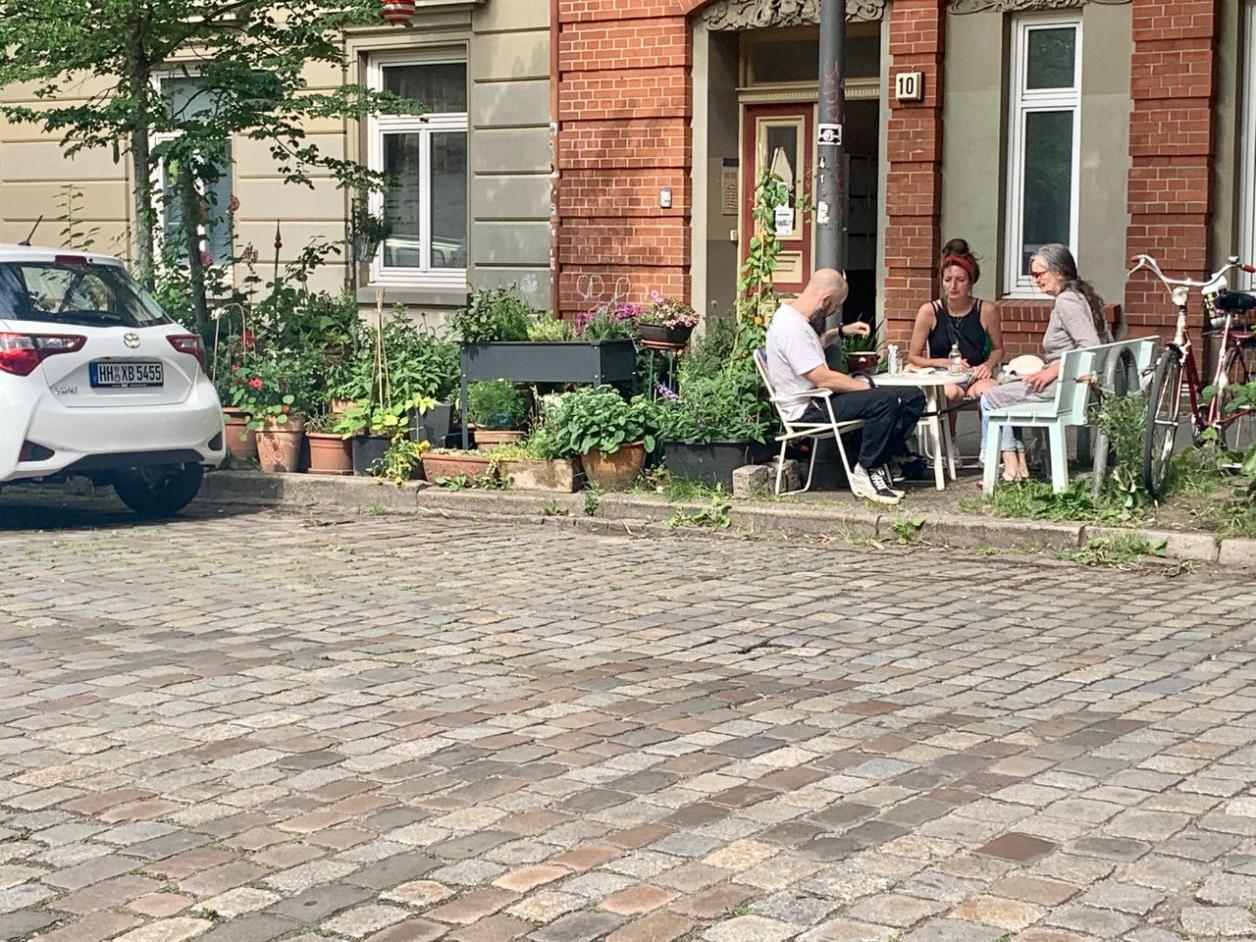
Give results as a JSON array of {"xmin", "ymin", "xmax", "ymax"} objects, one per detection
[
  {"xmin": 306, "ymin": 432, "xmax": 353, "ymax": 475},
  {"xmin": 330, "ymin": 399, "xmax": 357, "ymax": 419},
  {"xmin": 256, "ymin": 417, "xmax": 306, "ymax": 473},
  {"xmin": 222, "ymin": 407, "xmax": 257, "ymax": 461},
  {"xmin": 420, "ymin": 451, "xmax": 496, "ymax": 483},
  {"xmin": 581, "ymin": 441, "xmax": 646, "ymax": 490},
  {"xmin": 846, "ymin": 351, "xmax": 881, "ymax": 373}
]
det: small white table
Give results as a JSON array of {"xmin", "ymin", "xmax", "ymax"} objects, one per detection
[{"xmin": 874, "ymin": 371, "xmax": 963, "ymax": 491}]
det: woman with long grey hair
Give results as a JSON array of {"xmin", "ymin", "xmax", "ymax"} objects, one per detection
[{"xmin": 980, "ymin": 243, "xmax": 1112, "ymax": 481}]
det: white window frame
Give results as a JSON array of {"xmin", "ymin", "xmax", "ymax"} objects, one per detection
[
  {"xmin": 366, "ymin": 49, "xmax": 468, "ymax": 290},
  {"xmin": 150, "ymin": 72, "xmax": 235, "ymax": 273},
  {"xmin": 1003, "ymin": 14, "xmax": 1082, "ymax": 297},
  {"xmin": 1240, "ymin": 1, "xmax": 1256, "ymax": 290}
]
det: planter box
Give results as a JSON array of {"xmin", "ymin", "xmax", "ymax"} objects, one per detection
[
  {"xmin": 421, "ymin": 452, "xmax": 496, "ymax": 483},
  {"xmin": 474, "ymin": 429, "xmax": 526, "ymax": 450},
  {"xmin": 663, "ymin": 441, "xmax": 773, "ymax": 489},
  {"xmin": 460, "ymin": 340, "xmax": 637, "ymax": 448},
  {"xmin": 497, "ymin": 458, "xmax": 580, "ymax": 492}
]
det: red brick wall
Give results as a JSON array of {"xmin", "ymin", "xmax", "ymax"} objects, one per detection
[
  {"xmin": 554, "ymin": 2, "xmax": 692, "ymax": 317},
  {"xmin": 1124, "ymin": 0, "xmax": 1220, "ymax": 337},
  {"xmin": 884, "ymin": 1, "xmax": 945, "ymax": 348}
]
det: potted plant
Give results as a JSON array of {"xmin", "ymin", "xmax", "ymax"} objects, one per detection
[
  {"xmin": 549, "ymin": 386, "xmax": 655, "ymax": 490},
  {"xmin": 654, "ymin": 368, "xmax": 774, "ymax": 488},
  {"xmin": 635, "ymin": 295, "xmax": 700, "ymax": 346},
  {"xmin": 305, "ymin": 412, "xmax": 354, "ymax": 476},
  {"xmin": 841, "ymin": 322, "xmax": 883, "ymax": 374},
  {"xmin": 230, "ymin": 353, "xmax": 315, "ymax": 473},
  {"xmin": 371, "ymin": 436, "xmax": 429, "ymax": 485},
  {"xmin": 336, "ymin": 399, "xmax": 431, "ymax": 477},
  {"xmin": 468, "ymin": 380, "xmax": 529, "ymax": 449}
]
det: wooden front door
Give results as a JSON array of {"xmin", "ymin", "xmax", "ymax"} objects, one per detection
[{"xmin": 742, "ymin": 103, "xmax": 814, "ymax": 298}]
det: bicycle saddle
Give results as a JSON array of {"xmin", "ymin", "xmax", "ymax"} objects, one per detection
[{"xmin": 1214, "ymin": 290, "xmax": 1256, "ymax": 312}]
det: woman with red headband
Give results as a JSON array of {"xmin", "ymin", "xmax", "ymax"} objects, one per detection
[{"xmin": 907, "ymin": 238, "xmax": 1004, "ymax": 447}]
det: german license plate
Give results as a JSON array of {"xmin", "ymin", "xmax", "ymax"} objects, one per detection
[{"xmin": 90, "ymin": 361, "xmax": 164, "ymax": 388}]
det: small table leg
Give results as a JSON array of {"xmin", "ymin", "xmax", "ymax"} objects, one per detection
[{"xmin": 929, "ymin": 391, "xmax": 946, "ymax": 491}]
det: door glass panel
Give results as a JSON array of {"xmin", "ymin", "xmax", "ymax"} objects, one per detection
[
  {"xmin": 1020, "ymin": 110, "xmax": 1074, "ymax": 275},
  {"xmin": 1026, "ymin": 27, "xmax": 1076, "ymax": 90},
  {"xmin": 762, "ymin": 122, "xmax": 800, "ymax": 238},
  {"xmin": 429, "ymin": 132, "xmax": 467, "ymax": 270},
  {"xmin": 382, "ymin": 133, "xmax": 423, "ymax": 268}
]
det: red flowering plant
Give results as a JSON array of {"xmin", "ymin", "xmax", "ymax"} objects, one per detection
[{"xmin": 225, "ymin": 350, "xmax": 319, "ymax": 429}]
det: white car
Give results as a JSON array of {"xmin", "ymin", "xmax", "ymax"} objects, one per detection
[{"xmin": 0, "ymin": 243, "xmax": 225, "ymax": 516}]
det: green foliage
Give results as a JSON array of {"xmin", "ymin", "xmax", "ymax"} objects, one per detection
[
  {"xmin": 582, "ymin": 486, "xmax": 602, "ymax": 517},
  {"xmin": 548, "ymin": 386, "xmax": 657, "ymax": 457},
  {"xmin": 733, "ymin": 168, "xmax": 792, "ymax": 361},
  {"xmin": 432, "ymin": 471, "xmax": 504, "ymax": 491},
  {"xmin": 681, "ymin": 317, "xmax": 738, "ymax": 379},
  {"xmin": 528, "ymin": 314, "xmax": 576, "ymax": 342},
  {"xmin": 255, "ymin": 286, "xmax": 359, "ymax": 354},
  {"xmin": 370, "ymin": 437, "xmax": 429, "ymax": 485},
  {"xmin": 225, "ymin": 351, "xmax": 319, "ymax": 428},
  {"xmin": 450, "ymin": 287, "xmax": 537, "ymax": 343},
  {"xmin": 890, "ymin": 516, "xmax": 926, "ymax": 544},
  {"xmin": 985, "ymin": 479, "xmax": 1145, "ymax": 526},
  {"xmin": 576, "ymin": 300, "xmax": 641, "ymax": 341},
  {"xmin": 634, "ymin": 467, "xmax": 728, "ymax": 503},
  {"xmin": 1091, "ymin": 391, "xmax": 1150, "ymax": 509},
  {"xmin": 667, "ymin": 496, "xmax": 732, "ymax": 530},
  {"xmin": 1059, "ymin": 534, "xmax": 1168, "ymax": 569},
  {"xmin": 467, "ymin": 381, "xmax": 528, "ymax": 430},
  {"xmin": 651, "ymin": 370, "xmax": 772, "ymax": 444}
]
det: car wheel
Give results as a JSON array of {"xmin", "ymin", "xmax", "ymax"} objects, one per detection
[{"xmin": 112, "ymin": 463, "xmax": 204, "ymax": 517}]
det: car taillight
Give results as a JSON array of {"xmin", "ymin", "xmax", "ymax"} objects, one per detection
[
  {"xmin": 0, "ymin": 332, "xmax": 87, "ymax": 376},
  {"xmin": 167, "ymin": 334, "xmax": 207, "ymax": 372}
]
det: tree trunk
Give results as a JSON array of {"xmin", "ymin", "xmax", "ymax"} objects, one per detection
[
  {"xmin": 124, "ymin": 30, "xmax": 155, "ymax": 288},
  {"xmin": 178, "ymin": 162, "xmax": 210, "ymax": 341}
]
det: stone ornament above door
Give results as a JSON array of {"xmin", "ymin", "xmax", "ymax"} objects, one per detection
[
  {"xmin": 700, "ymin": 0, "xmax": 887, "ymax": 30},
  {"xmin": 949, "ymin": 0, "xmax": 1129, "ymax": 12}
]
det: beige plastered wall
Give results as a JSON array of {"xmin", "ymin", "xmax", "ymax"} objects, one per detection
[
  {"xmin": 1211, "ymin": 0, "xmax": 1244, "ymax": 272},
  {"xmin": 940, "ymin": 1, "xmax": 1132, "ymax": 306},
  {"xmin": 0, "ymin": 0, "xmax": 551, "ymax": 312}
]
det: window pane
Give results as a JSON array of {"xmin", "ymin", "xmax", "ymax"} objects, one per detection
[
  {"xmin": 1026, "ymin": 27, "xmax": 1076, "ymax": 89},
  {"xmin": 161, "ymin": 143, "xmax": 234, "ymax": 267},
  {"xmin": 430, "ymin": 132, "xmax": 467, "ymax": 270},
  {"xmin": 383, "ymin": 63, "xmax": 467, "ymax": 113},
  {"xmin": 1020, "ymin": 110, "xmax": 1073, "ymax": 275},
  {"xmin": 382, "ymin": 133, "xmax": 423, "ymax": 268}
]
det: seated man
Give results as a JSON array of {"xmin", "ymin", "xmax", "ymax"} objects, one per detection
[{"xmin": 765, "ymin": 269, "xmax": 925, "ymax": 505}]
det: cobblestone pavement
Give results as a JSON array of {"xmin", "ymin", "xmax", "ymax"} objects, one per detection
[{"xmin": 1, "ymin": 504, "xmax": 1255, "ymax": 942}]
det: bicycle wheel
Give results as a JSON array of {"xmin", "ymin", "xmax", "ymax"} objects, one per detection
[
  {"xmin": 1142, "ymin": 348, "xmax": 1183, "ymax": 498},
  {"xmin": 1213, "ymin": 342, "xmax": 1256, "ymax": 456}
]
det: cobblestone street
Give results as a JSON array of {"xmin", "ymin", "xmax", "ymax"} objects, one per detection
[{"xmin": 0, "ymin": 503, "xmax": 1255, "ymax": 942}]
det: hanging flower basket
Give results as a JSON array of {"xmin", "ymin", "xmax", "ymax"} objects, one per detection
[{"xmin": 380, "ymin": 0, "xmax": 415, "ymax": 24}]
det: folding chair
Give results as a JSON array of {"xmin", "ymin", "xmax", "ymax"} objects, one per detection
[{"xmin": 753, "ymin": 349, "xmax": 866, "ymax": 496}]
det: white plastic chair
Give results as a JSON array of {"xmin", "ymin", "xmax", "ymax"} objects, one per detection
[{"xmin": 753, "ymin": 349, "xmax": 865, "ymax": 496}]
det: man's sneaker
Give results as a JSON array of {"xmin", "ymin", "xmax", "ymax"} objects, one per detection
[
  {"xmin": 871, "ymin": 465, "xmax": 906, "ymax": 498},
  {"xmin": 850, "ymin": 464, "xmax": 901, "ymax": 505}
]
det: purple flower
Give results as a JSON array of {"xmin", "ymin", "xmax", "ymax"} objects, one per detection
[{"xmin": 656, "ymin": 382, "xmax": 680, "ymax": 402}]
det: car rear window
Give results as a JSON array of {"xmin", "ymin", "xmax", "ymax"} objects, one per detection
[{"xmin": 0, "ymin": 261, "xmax": 171, "ymax": 329}]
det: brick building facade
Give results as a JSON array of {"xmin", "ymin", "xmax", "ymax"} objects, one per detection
[{"xmin": 550, "ymin": 0, "xmax": 1252, "ymax": 357}]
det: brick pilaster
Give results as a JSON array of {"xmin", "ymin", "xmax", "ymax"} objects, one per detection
[
  {"xmin": 555, "ymin": 0, "xmax": 692, "ymax": 317},
  {"xmin": 883, "ymin": 0, "xmax": 945, "ymax": 347},
  {"xmin": 1124, "ymin": 0, "xmax": 1220, "ymax": 335}
]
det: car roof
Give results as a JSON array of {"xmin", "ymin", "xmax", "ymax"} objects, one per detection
[{"xmin": 0, "ymin": 243, "xmax": 125, "ymax": 265}]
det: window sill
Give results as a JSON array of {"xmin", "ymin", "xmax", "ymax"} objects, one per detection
[{"xmin": 357, "ymin": 286, "xmax": 468, "ymax": 308}]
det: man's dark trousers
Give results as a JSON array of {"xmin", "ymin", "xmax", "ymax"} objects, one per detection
[{"xmin": 800, "ymin": 386, "xmax": 926, "ymax": 469}]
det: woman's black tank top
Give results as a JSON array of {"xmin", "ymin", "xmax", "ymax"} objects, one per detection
[{"xmin": 927, "ymin": 298, "xmax": 988, "ymax": 365}]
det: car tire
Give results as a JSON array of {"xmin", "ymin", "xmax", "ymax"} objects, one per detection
[{"xmin": 112, "ymin": 463, "xmax": 204, "ymax": 517}]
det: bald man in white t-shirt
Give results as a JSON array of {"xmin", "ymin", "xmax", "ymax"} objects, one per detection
[{"xmin": 765, "ymin": 269, "xmax": 924, "ymax": 505}]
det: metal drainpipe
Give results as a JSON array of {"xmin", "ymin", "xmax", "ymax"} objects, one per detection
[{"xmin": 549, "ymin": 0, "xmax": 562, "ymax": 317}]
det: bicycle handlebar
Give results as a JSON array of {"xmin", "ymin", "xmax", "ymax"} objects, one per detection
[{"xmin": 1127, "ymin": 254, "xmax": 1256, "ymax": 295}]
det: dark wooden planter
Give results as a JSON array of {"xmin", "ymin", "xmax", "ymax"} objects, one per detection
[
  {"xmin": 459, "ymin": 340, "xmax": 637, "ymax": 448},
  {"xmin": 662, "ymin": 441, "xmax": 773, "ymax": 488}
]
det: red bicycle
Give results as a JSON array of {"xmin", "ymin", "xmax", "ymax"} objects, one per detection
[{"xmin": 1129, "ymin": 254, "xmax": 1256, "ymax": 498}]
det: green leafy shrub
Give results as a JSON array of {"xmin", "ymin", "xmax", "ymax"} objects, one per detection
[
  {"xmin": 548, "ymin": 386, "xmax": 656, "ymax": 456},
  {"xmin": 450, "ymin": 287, "xmax": 537, "ymax": 343},
  {"xmin": 652, "ymin": 369, "xmax": 772, "ymax": 443},
  {"xmin": 467, "ymin": 380, "xmax": 529, "ymax": 429}
]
